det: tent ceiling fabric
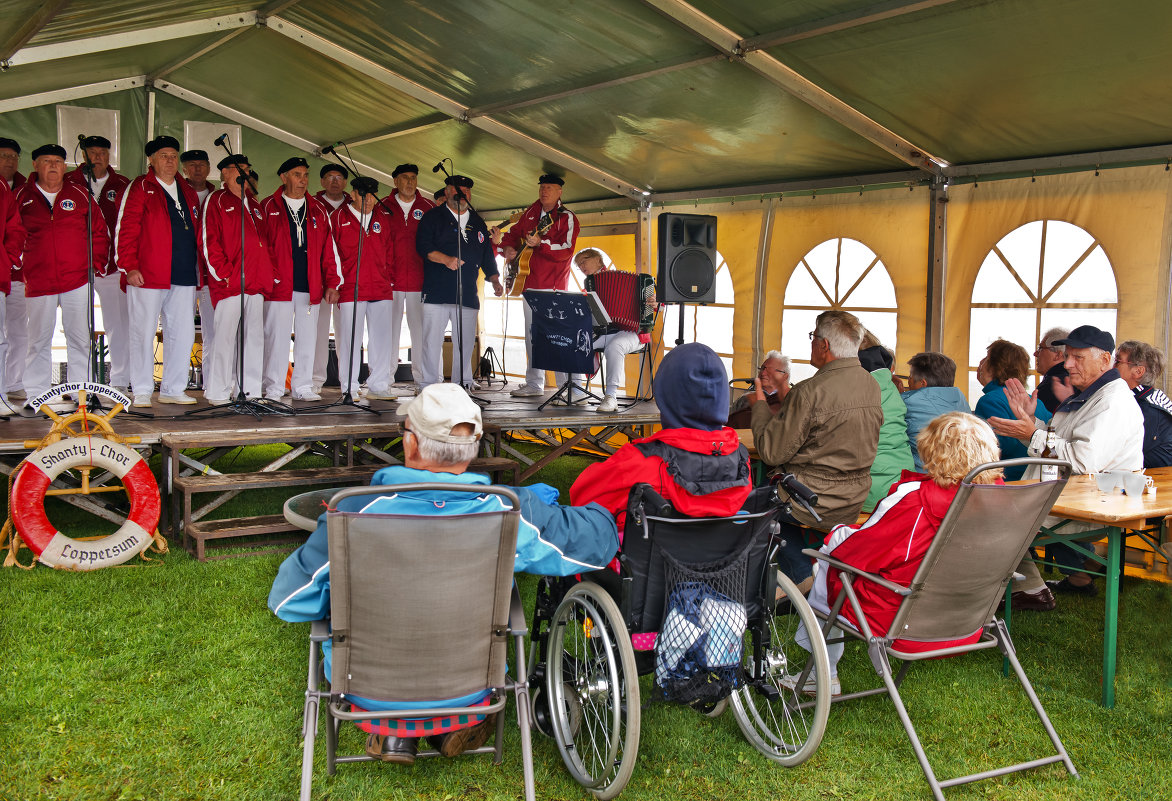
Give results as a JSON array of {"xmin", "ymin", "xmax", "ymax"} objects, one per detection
[{"xmin": 1, "ymin": 0, "xmax": 1169, "ymax": 210}]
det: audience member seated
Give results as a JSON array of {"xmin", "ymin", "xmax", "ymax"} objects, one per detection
[
  {"xmin": 1114, "ymin": 339, "xmax": 1172, "ymax": 467},
  {"xmin": 1035, "ymin": 327, "xmax": 1071, "ymax": 414},
  {"xmin": 974, "ymin": 339, "xmax": 1052, "ymax": 480},
  {"xmin": 989, "ymin": 325, "xmax": 1142, "ymax": 609},
  {"xmin": 789, "ymin": 412, "xmax": 1004, "ymax": 695},
  {"xmin": 858, "ymin": 331, "xmax": 914, "ymax": 512},
  {"xmin": 268, "ymin": 384, "xmax": 618, "ymax": 765},
  {"xmin": 748, "ymin": 310, "xmax": 882, "ymax": 592},
  {"xmin": 728, "ymin": 350, "xmax": 790, "ymax": 428},
  {"xmin": 570, "ymin": 342, "xmax": 752, "ymax": 559},
  {"xmin": 900, "ymin": 352, "xmax": 971, "ymax": 471}
]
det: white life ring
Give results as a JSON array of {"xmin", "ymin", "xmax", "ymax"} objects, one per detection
[{"xmin": 11, "ymin": 437, "xmax": 160, "ymax": 570}]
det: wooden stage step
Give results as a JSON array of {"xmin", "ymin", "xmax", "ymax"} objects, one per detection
[{"xmin": 184, "ymin": 514, "xmax": 307, "ymax": 561}]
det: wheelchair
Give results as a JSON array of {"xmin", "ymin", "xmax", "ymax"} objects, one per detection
[{"xmin": 527, "ymin": 478, "xmax": 832, "ymax": 799}]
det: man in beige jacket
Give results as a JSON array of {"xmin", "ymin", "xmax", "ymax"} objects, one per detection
[{"xmin": 749, "ymin": 309, "xmax": 882, "ymax": 588}]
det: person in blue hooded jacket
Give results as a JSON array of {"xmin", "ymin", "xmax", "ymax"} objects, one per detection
[
  {"xmin": 268, "ymin": 382, "xmax": 618, "ymax": 764},
  {"xmin": 899, "ymin": 352, "xmax": 971, "ymax": 470}
]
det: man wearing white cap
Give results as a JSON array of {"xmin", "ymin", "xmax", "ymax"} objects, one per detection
[{"xmin": 268, "ymin": 382, "xmax": 618, "ymax": 765}]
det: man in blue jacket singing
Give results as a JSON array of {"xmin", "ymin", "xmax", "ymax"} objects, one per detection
[{"xmin": 268, "ymin": 382, "xmax": 618, "ymax": 764}]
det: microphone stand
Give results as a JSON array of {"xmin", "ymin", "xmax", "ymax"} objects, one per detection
[
  {"xmin": 188, "ymin": 137, "xmax": 293, "ymax": 419},
  {"xmin": 431, "ymin": 160, "xmax": 489, "ymax": 407},
  {"xmin": 298, "ymin": 144, "xmax": 380, "ymax": 416}
]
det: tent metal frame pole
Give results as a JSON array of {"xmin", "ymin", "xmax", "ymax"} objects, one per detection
[
  {"xmin": 943, "ymin": 144, "xmax": 1172, "ymax": 178},
  {"xmin": 741, "ymin": 0, "xmax": 964, "ymax": 50},
  {"xmin": 0, "ymin": 0, "xmax": 71, "ymax": 66},
  {"xmin": 0, "ymin": 76, "xmax": 147, "ymax": 114},
  {"xmin": 338, "ymin": 115, "xmax": 450, "ymax": 149},
  {"xmin": 752, "ymin": 198, "xmax": 778, "ymax": 368},
  {"xmin": 925, "ymin": 178, "xmax": 948, "ymax": 351}
]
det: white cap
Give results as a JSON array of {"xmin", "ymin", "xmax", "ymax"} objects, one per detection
[{"xmin": 397, "ymin": 384, "xmax": 482, "ymax": 444}]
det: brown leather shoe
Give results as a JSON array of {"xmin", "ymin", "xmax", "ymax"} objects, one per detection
[
  {"xmin": 1011, "ymin": 586, "xmax": 1056, "ymax": 612},
  {"xmin": 431, "ymin": 713, "xmax": 497, "ymax": 757}
]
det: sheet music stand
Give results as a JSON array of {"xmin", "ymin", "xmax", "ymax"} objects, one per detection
[{"xmin": 522, "ymin": 290, "xmax": 603, "ymax": 411}]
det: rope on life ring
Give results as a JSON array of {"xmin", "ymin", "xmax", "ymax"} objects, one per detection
[{"xmin": 9, "ymin": 436, "xmax": 161, "ymax": 571}]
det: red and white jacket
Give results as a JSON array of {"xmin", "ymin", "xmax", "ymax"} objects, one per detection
[
  {"xmin": 0, "ymin": 180, "xmax": 27, "ymax": 295},
  {"xmin": 259, "ymin": 188, "xmax": 342, "ymax": 304},
  {"xmin": 329, "ymin": 204, "xmax": 394, "ymax": 303},
  {"xmin": 65, "ymin": 166, "xmax": 131, "ymax": 233},
  {"xmin": 314, "ymin": 190, "xmax": 350, "ymax": 213},
  {"xmin": 380, "ymin": 190, "xmax": 433, "ymax": 293},
  {"xmin": 114, "ymin": 168, "xmax": 204, "ymax": 288},
  {"xmin": 199, "ymin": 188, "xmax": 275, "ymax": 306},
  {"xmin": 498, "ymin": 199, "xmax": 579, "ymax": 290},
  {"xmin": 15, "ymin": 178, "xmax": 109, "ymax": 298},
  {"xmin": 5, "ymin": 172, "xmax": 26, "ymax": 193}
]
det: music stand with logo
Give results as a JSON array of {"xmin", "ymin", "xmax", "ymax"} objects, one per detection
[{"xmin": 523, "ymin": 290, "xmax": 602, "ymax": 411}]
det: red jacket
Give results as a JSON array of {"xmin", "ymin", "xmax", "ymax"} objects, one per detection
[
  {"xmin": 65, "ymin": 166, "xmax": 130, "ymax": 232},
  {"xmin": 199, "ymin": 188, "xmax": 275, "ymax": 306},
  {"xmin": 6, "ymin": 172, "xmax": 26, "ymax": 192},
  {"xmin": 15, "ymin": 179, "xmax": 109, "ymax": 298},
  {"xmin": 115, "ymin": 169, "xmax": 204, "ymax": 288},
  {"xmin": 379, "ymin": 190, "xmax": 433, "ymax": 292},
  {"xmin": 499, "ymin": 199, "xmax": 578, "ymax": 290},
  {"xmin": 259, "ymin": 188, "xmax": 342, "ymax": 303},
  {"xmin": 314, "ymin": 190, "xmax": 350, "ymax": 212},
  {"xmin": 329, "ymin": 205, "xmax": 394, "ymax": 303},
  {"xmin": 0, "ymin": 181, "xmax": 27, "ymax": 295}
]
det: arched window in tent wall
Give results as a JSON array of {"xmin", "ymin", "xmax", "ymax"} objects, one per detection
[
  {"xmin": 781, "ymin": 238, "xmax": 898, "ymax": 383},
  {"xmin": 660, "ymin": 250, "xmax": 735, "ymax": 377},
  {"xmin": 967, "ymin": 220, "xmax": 1118, "ymax": 403}
]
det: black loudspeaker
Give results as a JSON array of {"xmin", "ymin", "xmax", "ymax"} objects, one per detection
[{"xmin": 657, "ymin": 213, "xmax": 717, "ymax": 303}]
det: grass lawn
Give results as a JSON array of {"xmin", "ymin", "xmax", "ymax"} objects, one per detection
[{"xmin": 1, "ymin": 443, "xmax": 1171, "ymax": 800}]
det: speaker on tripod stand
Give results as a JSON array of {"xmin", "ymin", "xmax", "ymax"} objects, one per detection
[{"xmin": 657, "ymin": 213, "xmax": 717, "ymax": 304}]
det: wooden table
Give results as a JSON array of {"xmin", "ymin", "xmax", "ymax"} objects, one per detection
[{"xmin": 1027, "ymin": 467, "xmax": 1172, "ymax": 707}]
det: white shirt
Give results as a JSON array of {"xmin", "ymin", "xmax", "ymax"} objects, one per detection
[
  {"xmin": 36, "ymin": 185, "xmax": 58, "ymax": 206},
  {"xmin": 347, "ymin": 204, "xmax": 371, "ymax": 231}
]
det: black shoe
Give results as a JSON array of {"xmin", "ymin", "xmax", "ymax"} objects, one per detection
[
  {"xmin": 365, "ymin": 733, "xmax": 417, "ymax": 765},
  {"xmin": 1047, "ymin": 577, "xmax": 1097, "ymax": 597},
  {"xmin": 1011, "ymin": 586, "xmax": 1057, "ymax": 611}
]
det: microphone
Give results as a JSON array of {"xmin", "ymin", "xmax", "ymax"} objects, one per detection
[
  {"xmin": 321, "ymin": 145, "xmax": 335, "ymax": 155},
  {"xmin": 214, "ymin": 133, "xmax": 228, "ymax": 147},
  {"xmin": 431, "ymin": 161, "xmax": 444, "ymax": 173},
  {"xmin": 77, "ymin": 133, "xmax": 87, "ymax": 143}
]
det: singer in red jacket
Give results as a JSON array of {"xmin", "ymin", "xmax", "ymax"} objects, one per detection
[
  {"xmin": 330, "ymin": 185, "xmax": 395, "ymax": 399},
  {"xmin": 16, "ymin": 144, "xmax": 109, "ymax": 401},
  {"xmin": 311, "ymin": 163, "xmax": 351, "ymax": 393},
  {"xmin": 199, "ymin": 154, "xmax": 275, "ymax": 404},
  {"xmin": 0, "ymin": 179, "xmax": 26, "ymax": 416},
  {"xmin": 381, "ymin": 164, "xmax": 433, "ymax": 387},
  {"xmin": 259, "ymin": 158, "xmax": 342, "ymax": 401},
  {"xmin": 66, "ymin": 135, "xmax": 133, "ymax": 395},
  {"xmin": 0, "ymin": 137, "xmax": 28, "ymax": 399}
]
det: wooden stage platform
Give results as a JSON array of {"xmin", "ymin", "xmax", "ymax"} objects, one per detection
[{"xmin": 0, "ymin": 384, "xmax": 660, "ymax": 560}]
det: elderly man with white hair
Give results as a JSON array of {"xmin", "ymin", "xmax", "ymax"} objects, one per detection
[
  {"xmin": 728, "ymin": 350, "xmax": 790, "ymax": 427},
  {"xmin": 269, "ymin": 382, "xmax": 618, "ymax": 765},
  {"xmin": 990, "ymin": 324, "xmax": 1142, "ymax": 610},
  {"xmin": 1034, "ymin": 326, "xmax": 1070, "ymax": 413}
]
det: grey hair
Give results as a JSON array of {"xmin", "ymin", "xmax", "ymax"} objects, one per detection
[
  {"xmin": 1117, "ymin": 339, "xmax": 1165, "ymax": 384},
  {"xmin": 763, "ymin": 350, "xmax": 791, "ymax": 372},
  {"xmin": 815, "ymin": 310, "xmax": 864, "ymax": 359},
  {"xmin": 414, "ymin": 431, "xmax": 479, "ymax": 466},
  {"xmin": 1041, "ymin": 326, "xmax": 1070, "ymax": 354}
]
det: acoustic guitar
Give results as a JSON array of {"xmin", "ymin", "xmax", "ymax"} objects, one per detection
[{"xmin": 505, "ymin": 211, "xmax": 554, "ymax": 296}]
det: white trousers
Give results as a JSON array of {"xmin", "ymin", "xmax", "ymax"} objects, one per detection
[
  {"xmin": 522, "ymin": 300, "xmax": 581, "ymax": 390},
  {"xmin": 312, "ymin": 301, "xmax": 338, "ymax": 391},
  {"xmin": 207, "ymin": 293, "xmax": 264, "ymax": 400},
  {"xmin": 420, "ymin": 303, "xmax": 478, "ymax": 388},
  {"xmin": 5, "ymin": 282, "xmax": 26, "ymax": 393},
  {"xmin": 126, "ymin": 284, "xmax": 196, "ymax": 398},
  {"xmin": 336, "ymin": 299, "xmax": 392, "ymax": 395},
  {"xmin": 390, "ymin": 290, "xmax": 424, "ymax": 384},
  {"xmin": 262, "ymin": 295, "xmax": 319, "ymax": 397},
  {"xmin": 198, "ymin": 285, "xmax": 216, "ymax": 374},
  {"xmin": 0, "ymin": 296, "xmax": 7, "ymax": 396},
  {"xmin": 24, "ymin": 285, "xmax": 90, "ymax": 399},
  {"xmin": 593, "ymin": 331, "xmax": 644, "ymax": 397},
  {"xmin": 95, "ymin": 272, "xmax": 129, "ymax": 388}
]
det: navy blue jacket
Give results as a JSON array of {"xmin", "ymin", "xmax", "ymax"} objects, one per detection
[
  {"xmin": 1135, "ymin": 385, "xmax": 1172, "ymax": 468},
  {"xmin": 416, "ymin": 204, "xmax": 498, "ymax": 309}
]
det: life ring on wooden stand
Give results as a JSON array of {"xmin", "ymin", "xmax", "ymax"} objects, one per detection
[{"xmin": 10, "ymin": 437, "xmax": 160, "ymax": 570}]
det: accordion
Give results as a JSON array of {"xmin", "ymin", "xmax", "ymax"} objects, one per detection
[{"xmin": 587, "ymin": 270, "xmax": 657, "ymax": 334}]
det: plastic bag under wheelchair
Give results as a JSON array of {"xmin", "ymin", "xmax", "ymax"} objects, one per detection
[{"xmin": 654, "ymin": 543, "xmax": 750, "ymax": 705}]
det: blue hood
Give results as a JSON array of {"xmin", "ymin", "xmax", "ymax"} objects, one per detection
[{"xmin": 653, "ymin": 342, "xmax": 729, "ymax": 431}]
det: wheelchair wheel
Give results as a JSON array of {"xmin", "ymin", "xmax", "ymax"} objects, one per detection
[
  {"xmin": 546, "ymin": 581, "xmax": 640, "ymax": 800},
  {"xmin": 730, "ymin": 569, "xmax": 831, "ymax": 766}
]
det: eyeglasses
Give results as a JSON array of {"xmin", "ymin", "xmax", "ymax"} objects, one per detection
[
  {"xmin": 758, "ymin": 364, "xmax": 789, "ymax": 375},
  {"xmin": 1114, "ymin": 359, "xmax": 1135, "ymax": 368},
  {"xmin": 808, "ymin": 331, "xmax": 822, "ymax": 341}
]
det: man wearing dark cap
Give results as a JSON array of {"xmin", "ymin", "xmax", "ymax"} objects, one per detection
[
  {"xmin": 990, "ymin": 324, "xmax": 1143, "ymax": 609},
  {"xmin": 15, "ymin": 144, "xmax": 110, "ymax": 402},
  {"xmin": 259, "ymin": 157, "xmax": 341, "ymax": 401},
  {"xmin": 311, "ymin": 163, "xmax": 350, "ymax": 393},
  {"xmin": 0, "ymin": 179, "xmax": 26, "ymax": 416},
  {"xmin": 179, "ymin": 150, "xmax": 218, "ymax": 374},
  {"xmin": 114, "ymin": 135, "xmax": 203, "ymax": 407},
  {"xmin": 181, "ymin": 150, "xmax": 216, "ymax": 205},
  {"xmin": 65, "ymin": 135, "xmax": 132, "ymax": 394},
  {"xmin": 382, "ymin": 163, "xmax": 433, "ymax": 390},
  {"xmin": 415, "ymin": 176, "xmax": 503, "ymax": 390},
  {"xmin": 500, "ymin": 174, "xmax": 580, "ymax": 398},
  {"xmin": 199, "ymin": 154, "xmax": 275, "ymax": 404},
  {"xmin": 1, "ymin": 138, "xmax": 28, "ymax": 401}
]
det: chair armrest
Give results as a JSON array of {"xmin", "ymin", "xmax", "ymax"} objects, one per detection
[
  {"xmin": 309, "ymin": 619, "xmax": 330, "ymax": 642},
  {"xmin": 804, "ymin": 549, "xmax": 911, "ymax": 596},
  {"xmin": 509, "ymin": 584, "xmax": 529, "ymax": 638}
]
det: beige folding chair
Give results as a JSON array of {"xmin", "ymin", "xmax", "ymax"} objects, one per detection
[
  {"xmin": 299, "ymin": 484, "xmax": 534, "ymax": 801},
  {"xmin": 806, "ymin": 458, "xmax": 1078, "ymax": 800}
]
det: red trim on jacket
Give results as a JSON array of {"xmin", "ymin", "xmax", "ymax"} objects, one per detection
[
  {"xmin": 329, "ymin": 205, "xmax": 394, "ymax": 303},
  {"xmin": 498, "ymin": 199, "xmax": 579, "ymax": 290},
  {"xmin": 114, "ymin": 168, "xmax": 204, "ymax": 289},
  {"xmin": 15, "ymin": 179, "xmax": 109, "ymax": 297},
  {"xmin": 0, "ymin": 181, "xmax": 27, "ymax": 295},
  {"xmin": 380, "ymin": 190, "xmax": 433, "ymax": 292},
  {"xmin": 259, "ymin": 188, "xmax": 342, "ymax": 303},
  {"xmin": 199, "ymin": 188, "xmax": 275, "ymax": 306},
  {"xmin": 65, "ymin": 166, "xmax": 131, "ymax": 276}
]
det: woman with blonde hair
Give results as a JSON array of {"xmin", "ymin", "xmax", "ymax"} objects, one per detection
[{"xmin": 789, "ymin": 411, "xmax": 1003, "ymax": 695}]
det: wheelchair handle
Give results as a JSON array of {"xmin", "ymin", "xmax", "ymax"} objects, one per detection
[
  {"xmin": 629, "ymin": 483, "xmax": 673, "ymax": 525},
  {"xmin": 774, "ymin": 473, "xmax": 822, "ymax": 523}
]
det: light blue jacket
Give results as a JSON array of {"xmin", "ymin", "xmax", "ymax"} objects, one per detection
[{"xmin": 901, "ymin": 386, "xmax": 971, "ymax": 470}]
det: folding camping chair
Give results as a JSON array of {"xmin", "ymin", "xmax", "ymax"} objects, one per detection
[
  {"xmin": 299, "ymin": 484, "xmax": 535, "ymax": 801},
  {"xmin": 805, "ymin": 458, "xmax": 1079, "ymax": 800}
]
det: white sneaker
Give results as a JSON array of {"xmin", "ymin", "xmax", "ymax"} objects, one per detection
[
  {"xmin": 205, "ymin": 396, "xmax": 231, "ymax": 406},
  {"xmin": 263, "ymin": 394, "xmax": 287, "ymax": 402},
  {"xmin": 365, "ymin": 389, "xmax": 398, "ymax": 400},
  {"xmin": 596, "ymin": 395, "xmax": 618, "ymax": 413},
  {"xmin": 0, "ymin": 397, "xmax": 17, "ymax": 417},
  {"xmin": 778, "ymin": 669, "xmax": 841, "ymax": 698},
  {"xmin": 292, "ymin": 391, "xmax": 322, "ymax": 401},
  {"xmin": 510, "ymin": 384, "xmax": 543, "ymax": 397},
  {"xmin": 158, "ymin": 393, "xmax": 197, "ymax": 405},
  {"xmin": 465, "ymin": 379, "xmax": 483, "ymax": 391},
  {"xmin": 132, "ymin": 394, "xmax": 153, "ymax": 408}
]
